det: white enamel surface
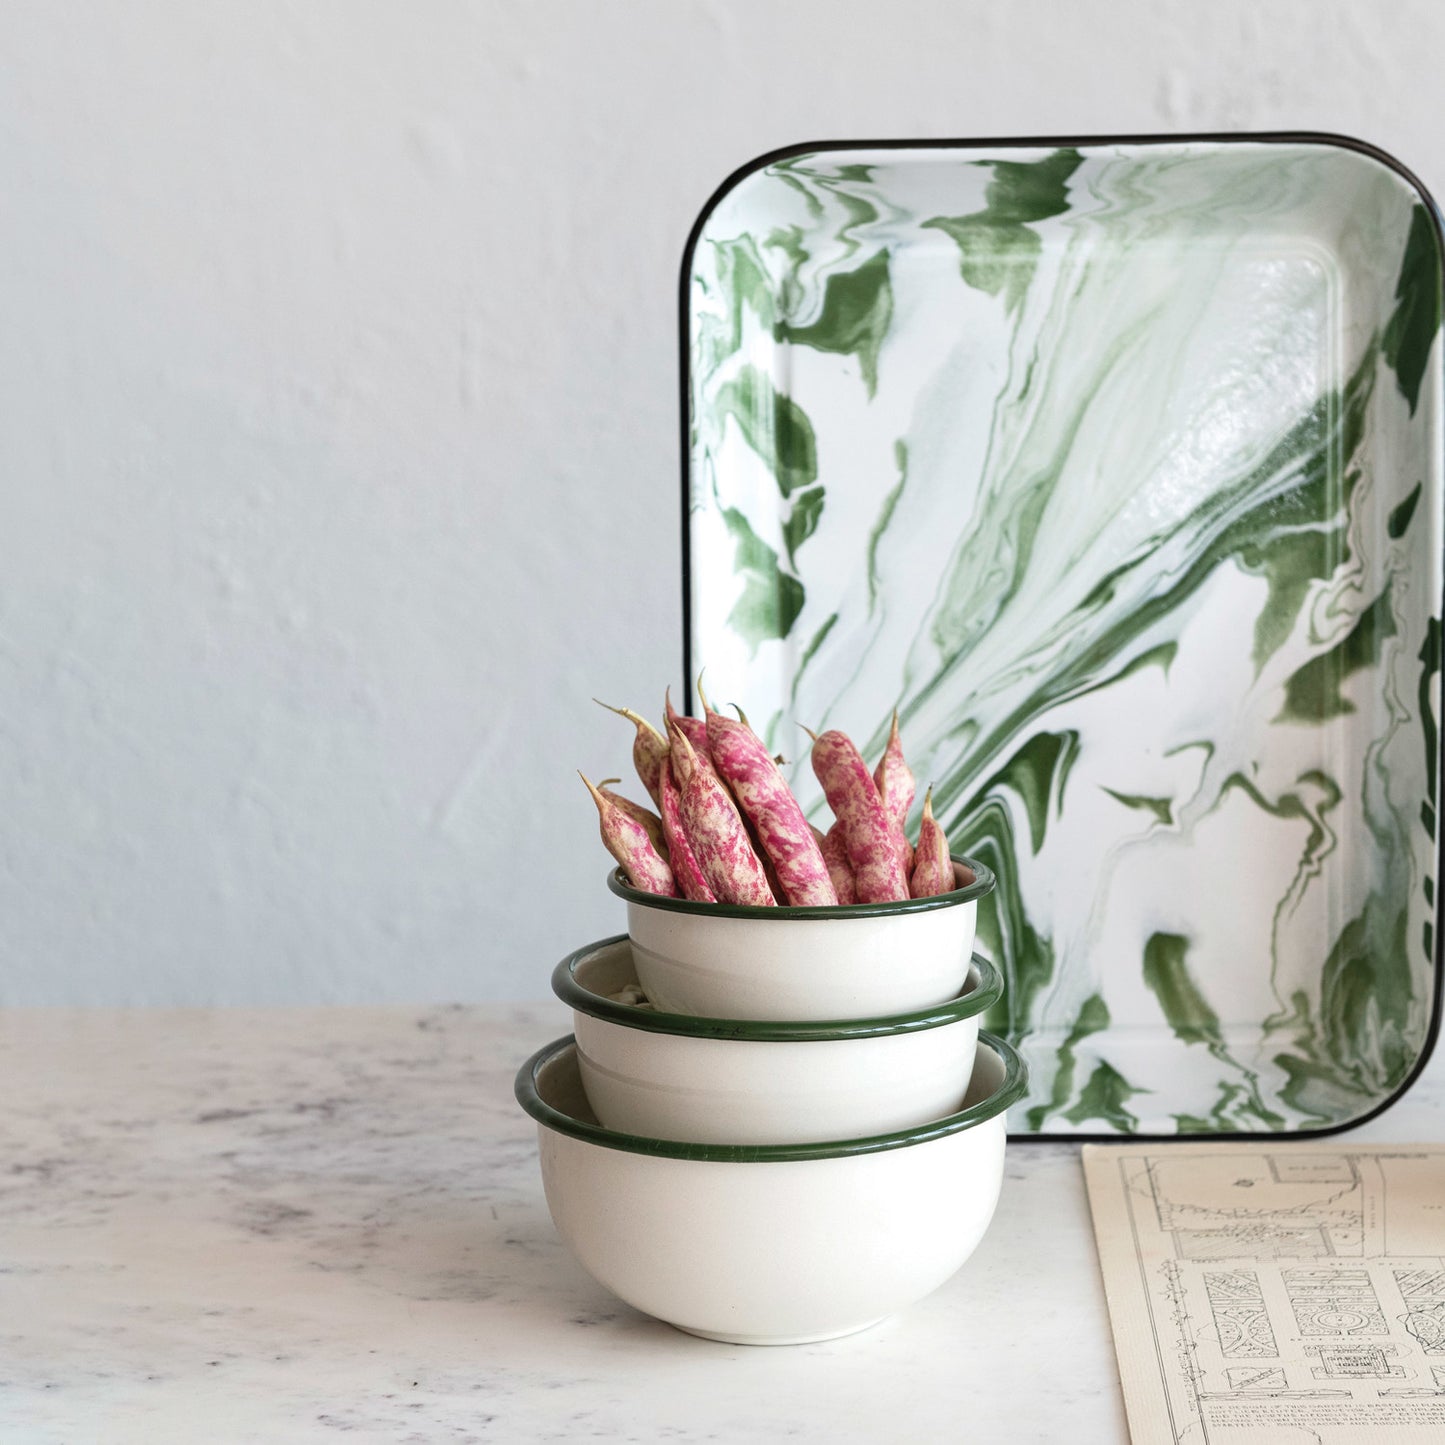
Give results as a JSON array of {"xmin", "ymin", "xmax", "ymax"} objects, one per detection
[
  {"xmin": 570, "ymin": 942, "xmax": 981, "ymax": 1144},
  {"xmin": 535, "ymin": 1040, "xmax": 1008, "ymax": 1344},
  {"xmin": 625, "ymin": 865, "xmax": 981, "ymax": 1020}
]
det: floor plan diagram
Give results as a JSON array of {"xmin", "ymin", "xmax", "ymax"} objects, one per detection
[{"xmin": 1084, "ymin": 1144, "xmax": 1445, "ymax": 1443}]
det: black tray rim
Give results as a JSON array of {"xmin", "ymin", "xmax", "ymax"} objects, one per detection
[{"xmin": 676, "ymin": 129, "xmax": 1445, "ymax": 1144}]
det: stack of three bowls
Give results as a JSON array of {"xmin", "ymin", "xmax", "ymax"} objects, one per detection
[{"xmin": 514, "ymin": 857, "xmax": 1026, "ymax": 1345}]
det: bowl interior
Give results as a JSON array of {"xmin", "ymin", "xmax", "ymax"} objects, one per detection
[
  {"xmin": 538, "ymin": 1045, "xmax": 604, "ymax": 1124},
  {"xmin": 574, "ymin": 938, "xmax": 646, "ymax": 1000}
]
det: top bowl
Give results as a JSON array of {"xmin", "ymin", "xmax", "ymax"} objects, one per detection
[{"xmin": 609, "ymin": 855, "xmax": 995, "ymax": 1020}]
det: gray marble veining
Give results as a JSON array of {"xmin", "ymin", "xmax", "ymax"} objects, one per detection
[{"xmin": 1, "ymin": 1004, "xmax": 1439, "ymax": 1442}]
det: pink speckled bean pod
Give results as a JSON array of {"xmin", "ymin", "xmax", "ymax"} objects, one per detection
[
  {"xmin": 704, "ymin": 704, "xmax": 837, "ymax": 907},
  {"xmin": 597, "ymin": 780, "xmax": 666, "ymax": 858},
  {"xmin": 808, "ymin": 728, "xmax": 908, "ymax": 903},
  {"xmin": 594, "ymin": 700, "xmax": 668, "ymax": 807},
  {"xmin": 580, "ymin": 772, "xmax": 676, "ymax": 896},
  {"xmin": 812, "ymin": 822, "xmax": 857, "ymax": 905},
  {"xmin": 873, "ymin": 710, "xmax": 916, "ymax": 877},
  {"xmin": 663, "ymin": 689, "xmax": 718, "ymax": 778},
  {"xmin": 909, "ymin": 787, "xmax": 955, "ymax": 898},
  {"xmin": 667, "ymin": 719, "xmax": 775, "ymax": 907},
  {"xmin": 656, "ymin": 758, "xmax": 715, "ymax": 903}
]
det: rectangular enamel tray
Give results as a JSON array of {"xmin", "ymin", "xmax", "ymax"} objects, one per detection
[{"xmin": 681, "ymin": 133, "xmax": 1445, "ymax": 1137}]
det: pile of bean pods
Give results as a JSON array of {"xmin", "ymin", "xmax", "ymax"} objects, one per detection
[{"xmin": 580, "ymin": 685, "xmax": 969, "ymax": 907}]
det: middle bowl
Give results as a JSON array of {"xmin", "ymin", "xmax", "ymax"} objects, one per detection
[{"xmin": 553, "ymin": 935, "xmax": 1003, "ymax": 1144}]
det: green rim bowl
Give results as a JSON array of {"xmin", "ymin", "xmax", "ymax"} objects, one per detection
[
  {"xmin": 552, "ymin": 935, "xmax": 1004, "ymax": 1144},
  {"xmin": 609, "ymin": 855, "xmax": 997, "ymax": 1021},
  {"xmin": 515, "ymin": 1032, "xmax": 1025, "ymax": 1344}
]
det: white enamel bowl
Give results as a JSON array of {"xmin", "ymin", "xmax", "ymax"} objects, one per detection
[
  {"xmin": 610, "ymin": 856, "xmax": 995, "ymax": 1021},
  {"xmin": 516, "ymin": 1033, "xmax": 1024, "ymax": 1345},
  {"xmin": 554, "ymin": 935, "xmax": 1002, "ymax": 1145}
]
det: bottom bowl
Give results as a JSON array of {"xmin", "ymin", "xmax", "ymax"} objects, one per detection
[{"xmin": 514, "ymin": 1031, "xmax": 1025, "ymax": 1345}]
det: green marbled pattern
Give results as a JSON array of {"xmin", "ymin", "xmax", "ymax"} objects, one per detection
[{"xmin": 686, "ymin": 140, "xmax": 1444, "ymax": 1133}]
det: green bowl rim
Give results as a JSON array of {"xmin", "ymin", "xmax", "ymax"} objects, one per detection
[
  {"xmin": 553, "ymin": 933, "xmax": 1003, "ymax": 1039},
  {"xmin": 606, "ymin": 853, "xmax": 995, "ymax": 919},
  {"xmin": 514, "ymin": 1030, "xmax": 1027, "ymax": 1162}
]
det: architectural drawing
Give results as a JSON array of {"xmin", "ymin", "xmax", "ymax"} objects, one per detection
[
  {"xmin": 1285, "ymin": 1268, "xmax": 1388, "ymax": 1336},
  {"xmin": 1379, "ymin": 1366, "xmax": 1445, "ymax": 1398},
  {"xmin": 1203, "ymin": 1271, "xmax": 1277, "ymax": 1357},
  {"xmin": 1224, "ymin": 1366, "xmax": 1287, "ymax": 1392},
  {"xmin": 1306, "ymin": 1343, "xmax": 1404, "ymax": 1379},
  {"xmin": 1084, "ymin": 1144, "xmax": 1445, "ymax": 1443},
  {"xmin": 1395, "ymin": 1268, "xmax": 1445, "ymax": 1355}
]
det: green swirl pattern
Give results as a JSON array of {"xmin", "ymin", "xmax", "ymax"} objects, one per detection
[{"xmin": 685, "ymin": 140, "xmax": 1444, "ymax": 1134}]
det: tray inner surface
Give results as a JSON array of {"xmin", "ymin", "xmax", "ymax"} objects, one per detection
[{"xmin": 685, "ymin": 140, "xmax": 1444, "ymax": 1134}]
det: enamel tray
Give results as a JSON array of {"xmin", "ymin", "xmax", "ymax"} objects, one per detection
[{"xmin": 680, "ymin": 133, "xmax": 1445, "ymax": 1138}]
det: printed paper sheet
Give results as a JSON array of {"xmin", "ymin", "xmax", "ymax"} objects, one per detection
[{"xmin": 1083, "ymin": 1143, "xmax": 1445, "ymax": 1444}]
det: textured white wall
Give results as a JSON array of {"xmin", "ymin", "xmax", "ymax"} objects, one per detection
[{"xmin": 2, "ymin": 0, "xmax": 1440, "ymax": 1003}]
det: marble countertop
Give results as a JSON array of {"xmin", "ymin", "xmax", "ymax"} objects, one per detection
[{"xmin": 3, "ymin": 1002, "xmax": 1441, "ymax": 1444}]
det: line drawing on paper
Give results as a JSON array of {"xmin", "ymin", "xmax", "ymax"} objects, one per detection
[
  {"xmin": 1285, "ymin": 1267, "xmax": 1388, "ymax": 1336},
  {"xmin": 1224, "ymin": 1366, "xmax": 1288, "ymax": 1391},
  {"xmin": 1306, "ymin": 1342, "xmax": 1405, "ymax": 1378},
  {"xmin": 1396, "ymin": 1268, "xmax": 1445, "ymax": 1354},
  {"xmin": 1093, "ymin": 1146, "xmax": 1445, "ymax": 1443},
  {"xmin": 1203, "ymin": 1270, "xmax": 1278, "ymax": 1357}
]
